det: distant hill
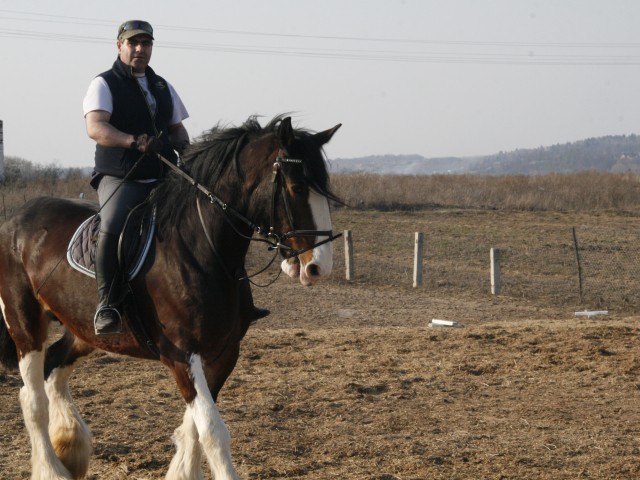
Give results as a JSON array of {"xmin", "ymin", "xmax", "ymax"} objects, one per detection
[
  {"xmin": 329, "ymin": 135, "xmax": 640, "ymax": 175},
  {"xmin": 328, "ymin": 154, "xmax": 474, "ymax": 175}
]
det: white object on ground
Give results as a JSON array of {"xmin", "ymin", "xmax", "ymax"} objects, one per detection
[
  {"xmin": 430, "ymin": 319, "xmax": 464, "ymax": 328},
  {"xmin": 575, "ymin": 310, "xmax": 608, "ymax": 318}
]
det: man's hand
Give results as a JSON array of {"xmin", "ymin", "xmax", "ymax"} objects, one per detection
[
  {"xmin": 172, "ymin": 140, "xmax": 190, "ymax": 155},
  {"xmin": 132, "ymin": 134, "xmax": 163, "ymax": 154}
]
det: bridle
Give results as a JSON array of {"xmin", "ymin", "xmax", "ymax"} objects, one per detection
[
  {"xmin": 268, "ymin": 155, "xmax": 342, "ymax": 258},
  {"xmin": 157, "ymin": 152, "xmax": 342, "ymax": 271}
]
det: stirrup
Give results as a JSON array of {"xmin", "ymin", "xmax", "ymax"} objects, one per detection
[{"xmin": 94, "ymin": 306, "xmax": 123, "ymax": 336}]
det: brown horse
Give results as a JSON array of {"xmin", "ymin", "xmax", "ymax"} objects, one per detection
[{"xmin": 0, "ymin": 116, "xmax": 341, "ymax": 479}]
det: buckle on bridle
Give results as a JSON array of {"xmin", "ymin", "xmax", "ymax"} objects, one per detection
[{"xmin": 276, "ymin": 156, "xmax": 303, "ymax": 165}]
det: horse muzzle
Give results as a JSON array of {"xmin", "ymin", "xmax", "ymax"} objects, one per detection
[{"xmin": 281, "ymin": 243, "xmax": 333, "ymax": 286}]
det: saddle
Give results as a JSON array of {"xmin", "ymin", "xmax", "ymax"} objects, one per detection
[
  {"xmin": 67, "ymin": 202, "xmax": 159, "ymax": 357},
  {"xmin": 67, "ymin": 203, "xmax": 156, "ymax": 280}
]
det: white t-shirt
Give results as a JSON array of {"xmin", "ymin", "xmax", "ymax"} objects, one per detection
[{"xmin": 83, "ymin": 74, "xmax": 189, "ymax": 125}]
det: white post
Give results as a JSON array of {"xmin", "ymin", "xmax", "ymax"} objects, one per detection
[
  {"xmin": 490, "ymin": 248, "xmax": 501, "ymax": 295},
  {"xmin": 344, "ymin": 230, "xmax": 354, "ymax": 281},
  {"xmin": 413, "ymin": 232, "xmax": 424, "ymax": 288},
  {"xmin": 0, "ymin": 120, "xmax": 4, "ymax": 182}
]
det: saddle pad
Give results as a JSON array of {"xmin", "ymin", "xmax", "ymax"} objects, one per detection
[
  {"xmin": 67, "ymin": 215, "xmax": 100, "ymax": 278},
  {"xmin": 67, "ymin": 206, "xmax": 156, "ymax": 280}
]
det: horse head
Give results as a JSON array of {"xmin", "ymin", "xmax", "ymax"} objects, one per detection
[
  {"xmin": 155, "ymin": 115, "xmax": 341, "ymax": 286},
  {"xmin": 242, "ymin": 117, "xmax": 341, "ymax": 286}
]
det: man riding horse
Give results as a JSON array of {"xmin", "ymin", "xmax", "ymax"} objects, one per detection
[{"xmin": 83, "ymin": 19, "xmax": 268, "ymax": 335}]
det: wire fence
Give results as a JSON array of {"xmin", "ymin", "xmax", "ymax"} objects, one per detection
[
  {"xmin": 572, "ymin": 224, "xmax": 640, "ymax": 310},
  {"xmin": 270, "ymin": 209, "xmax": 640, "ymax": 313}
]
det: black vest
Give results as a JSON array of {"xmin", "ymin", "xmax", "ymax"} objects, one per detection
[{"xmin": 92, "ymin": 57, "xmax": 178, "ymax": 183}]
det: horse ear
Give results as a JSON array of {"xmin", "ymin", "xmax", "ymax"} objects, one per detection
[
  {"xmin": 312, "ymin": 123, "xmax": 342, "ymax": 147},
  {"xmin": 278, "ymin": 117, "xmax": 295, "ymax": 150}
]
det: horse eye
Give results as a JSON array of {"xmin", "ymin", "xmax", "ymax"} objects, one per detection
[{"xmin": 290, "ymin": 184, "xmax": 307, "ymax": 195}]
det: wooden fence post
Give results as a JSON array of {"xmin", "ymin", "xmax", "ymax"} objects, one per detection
[
  {"xmin": 413, "ymin": 232, "xmax": 424, "ymax": 288},
  {"xmin": 344, "ymin": 230, "xmax": 354, "ymax": 281},
  {"xmin": 572, "ymin": 227, "xmax": 584, "ymax": 303},
  {"xmin": 490, "ymin": 247, "xmax": 501, "ymax": 295}
]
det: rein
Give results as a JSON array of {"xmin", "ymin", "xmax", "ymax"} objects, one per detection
[
  {"xmin": 156, "ymin": 152, "xmax": 341, "ymax": 273},
  {"xmin": 195, "ymin": 195, "xmax": 281, "ymax": 285}
]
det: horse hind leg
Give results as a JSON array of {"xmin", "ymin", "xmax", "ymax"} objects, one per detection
[
  {"xmin": 1, "ymin": 286, "xmax": 74, "ymax": 479},
  {"xmin": 19, "ymin": 348, "xmax": 74, "ymax": 480},
  {"xmin": 166, "ymin": 408, "xmax": 205, "ymax": 480},
  {"xmin": 44, "ymin": 330, "xmax": 94, "ymax": 479}
]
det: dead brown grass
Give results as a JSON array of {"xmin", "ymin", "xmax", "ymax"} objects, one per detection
[
  {"xmin": 0, "ymin": 173, "xmax": 96, "ymax": 221},
  {"xmin": 331, "ymin": 172, "xmax": 640, "ymax": 212}
]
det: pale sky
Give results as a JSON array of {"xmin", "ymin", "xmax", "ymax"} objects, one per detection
[{"xmin": 1, "ymin": 0, "xmax": 639, "ymax": 168}]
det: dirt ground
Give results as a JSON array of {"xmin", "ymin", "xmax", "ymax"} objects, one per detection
[
  {"xmin": 2, "ymin": 207, "xmax": 640, "ymax": 479},
  {"xmin": 1, "ymin": 278, "xmax": 640, "ymax": 479}
]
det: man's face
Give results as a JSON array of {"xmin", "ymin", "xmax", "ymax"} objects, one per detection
[{"xmin": 117, "ymin": 35, "xmax": 153, "ymax": 73}]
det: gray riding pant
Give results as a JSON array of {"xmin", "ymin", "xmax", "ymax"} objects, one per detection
[{"xmin": 97, "ymin": 175, "xmax": 158, "ymax": 235}]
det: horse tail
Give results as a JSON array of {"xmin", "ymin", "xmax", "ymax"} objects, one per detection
[{"xmin": 0, "ymin": 310, "xmax": 19, "ymax": 371}]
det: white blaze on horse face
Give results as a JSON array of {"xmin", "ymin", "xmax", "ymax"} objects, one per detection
[
  {"xmin": 307, "ymin": 189, "xmax": 334, "ymax": 277},
  {"xmin": 280, "ymin": 189, "xmax": 333, "ymax": 286}
]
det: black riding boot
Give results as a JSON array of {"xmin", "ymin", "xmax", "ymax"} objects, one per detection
[
  {"xmin": 252, "ymin": 306, "xmax": 270, "ymax": 321},
  {"xmin": 239, "ymin": 273, "xmax": 270, "ymax": 324},
  {"xmin": 94, "ymin": 231, "xmax": 123, "ymax": 335}
]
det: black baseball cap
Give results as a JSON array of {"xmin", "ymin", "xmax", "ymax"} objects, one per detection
[{"xmin": 118, "ymin": 20, "xmax": 154, "ymax": 40}]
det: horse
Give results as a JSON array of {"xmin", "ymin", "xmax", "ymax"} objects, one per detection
[{"xmin": 0, "ymin": 115, "xmax": 341, "ymax": 479}]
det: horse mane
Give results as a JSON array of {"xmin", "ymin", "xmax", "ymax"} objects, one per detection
[{"xmin": 151, "ymin": 115, "xmax": 338, "ymax": 235}]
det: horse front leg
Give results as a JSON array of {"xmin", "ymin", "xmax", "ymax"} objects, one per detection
[
  {"xmin": 170, "ymin": 354, "xmax": 239, "ymax": 480},
  {"xmin": 166, "ymin": 408, "xmax": 205, "ymax": 480}
]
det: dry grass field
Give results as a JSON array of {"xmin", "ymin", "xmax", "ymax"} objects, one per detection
[{"xmin": 2, "ymin": 201, "xmax": 640, "ymax": 479}]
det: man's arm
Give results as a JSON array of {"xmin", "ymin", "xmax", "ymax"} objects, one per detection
[
  {"xmin": 85, "ymin": 110, "xmax": 136, "ymax": 148},
  {"xmin": 168, "ymin": 122, "xmax": 189, "ymax": 145},
  {"xmin": 168, "ymin": 122, "xmax": 190, "ymax": 154}
]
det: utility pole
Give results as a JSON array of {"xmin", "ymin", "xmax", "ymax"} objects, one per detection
[{"xmin": 0, "ymin": 120, "xmax": 4, "ymax": 182}]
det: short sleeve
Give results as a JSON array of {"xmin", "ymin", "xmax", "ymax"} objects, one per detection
[
  {"xmin": 83, "ymin": 77, "xmax": 113, "ymax": 116},
  {"xmin": 167, "ymin": 82, "xmax": 189, "ymax": 126}
]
